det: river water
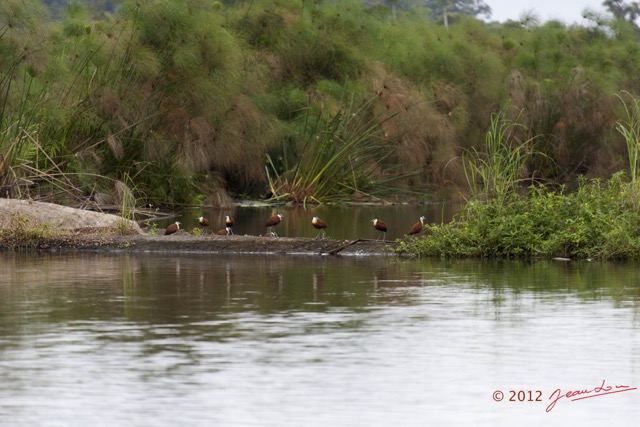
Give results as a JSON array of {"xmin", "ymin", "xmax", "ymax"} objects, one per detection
[{"xmin": 0, "ymin": 251, "xmax": 639, "ymax": 426}]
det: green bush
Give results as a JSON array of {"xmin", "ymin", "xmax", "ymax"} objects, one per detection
[{"xmin": 399, "ymin": 173, "xmax": 640, "ymax": 260}]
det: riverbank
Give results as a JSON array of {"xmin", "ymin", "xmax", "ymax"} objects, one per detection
[
  {"xmin": 0, "ymin": 199, "xmax": 397, "ymax": 256},
  {"xmin": 0, "ymin": 199, "xmax": 401, "ymax": 256},
  {"xmin": 1, "ymin": 232, "xmax": 398, "ymax": 256}
]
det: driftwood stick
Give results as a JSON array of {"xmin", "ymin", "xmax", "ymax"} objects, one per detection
[{"xmin": 326, "ymin": 239, "xmax": 361, "ymax": 255}]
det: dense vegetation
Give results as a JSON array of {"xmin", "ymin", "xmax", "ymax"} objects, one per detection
[
  {"xmin": 2, "ymin": 0, "xmax": 640, "ymax": 214},
  {"xmin": 398, "ymin": 101, "xmax": 640, "ymax": 260},
  {"xmin": 397, "ymin": 172, "xmax": 640, "ymax": 259}
]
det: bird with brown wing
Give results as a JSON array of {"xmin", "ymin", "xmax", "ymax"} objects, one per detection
[
  {"xmin": 372, "ymin": 218, "xmax": 387, "ymax": 242},
  {"xmin": 265, "ymin": 213, "xmax": 283, "ymax": 237},
  {"xmin": 214, "ymin": 227, "xmax": 232, "ymax": 235},
  {"xmin": 165, "ymin": 221, "xmax": 181, "ymax": 235},
  {"xmin": 407, "ymin": 216, "xmax": 426, "ymax": 236},
  {"xmin": 312, "ymin": 216, "xmax": 327, "ymax": 239},
  {"xmin": 196, "ymin": 216, "xmax": 209, "ymax": 233}
]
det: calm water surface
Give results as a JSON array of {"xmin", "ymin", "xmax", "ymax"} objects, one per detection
[{"xmin": 0, "ymin": 252, "xmax": 639, "ymax": 426}]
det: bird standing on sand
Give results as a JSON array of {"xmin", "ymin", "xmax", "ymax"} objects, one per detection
[
  {"xmin": 312, "ymin": 216, "xmax": 327, "ymax": 239},
  {"xmin": 372, "ymin": 218, "xmax": 387, "ymax": 242},
  {"xmin": 407, "ymin": 216, "xmax": 426, "ymax": 236},
  {"xmin": 165, "ymin": 221, "xmax": 181, "ymax": 235},
  {"xmin": 225, "ymin": 215, "xmax": 234, "ymax": 234},
  {"xmin": 265, "ymin": 213, "xmax": 283, "ymax": 237}
]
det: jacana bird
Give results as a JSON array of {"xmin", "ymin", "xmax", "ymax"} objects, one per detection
[
  {"xmin": 265, "ymin": 213, "xmax": 283, "ymax": 237},
  {"xmin": 224, "ymin": 215, "xmax": 234, "ymax": 234},
  {"xmin": 407, "ymin": 216, "xmax": 426, "ymax": 236},
  {"xmin": 197, "ymin": 216, "xmax": 209, "ymax": 227},
  {"xmin": 165, "ymin": 221, "xmax": 181, "ymax": 235},
  {"xmin": 372, "ymin": 218, "xmax": 387, "ymax": 242},
  {"xmin": 215, "ymin": 227, "xmax": 232, "ymax": 235},
  {"xmin": 312, "ymin": 216, "xmax": 327, "ymax": 239}
]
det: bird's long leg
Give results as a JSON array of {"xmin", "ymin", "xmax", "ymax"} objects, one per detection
[{"xmin": 382, "ymin": 232, "xmax": 386, "ymax": 243}]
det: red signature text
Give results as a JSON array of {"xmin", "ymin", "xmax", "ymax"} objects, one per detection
[{"xmin": 546, "ymin": 380, "xmax": 637, "ymax": 412}]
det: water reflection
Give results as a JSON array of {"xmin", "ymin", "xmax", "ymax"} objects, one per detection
[
  {"xmin": 0, "ymin": 252, "xmax": 639, "ymax": 426},
  {"xmin": 2, "ymin": 253, "xmax": 640, "ymax": 324}
]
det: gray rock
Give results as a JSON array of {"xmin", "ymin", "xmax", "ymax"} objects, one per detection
[{"xmin": 0, "ymin": 199, "xmax": 142, "ymax": 233}]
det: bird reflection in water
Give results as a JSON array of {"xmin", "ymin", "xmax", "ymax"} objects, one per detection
[{"xmin": 312, "ymin": 270, "xmax": 326, "ymax": 301}]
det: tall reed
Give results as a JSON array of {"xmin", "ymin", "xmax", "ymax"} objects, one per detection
[
  {"xmin": 266, "ymin": 95, "xmax": 395, "ymax": 204},
  {"xmin": 615, "ymin": 92, "xmax": 640, "ymax": 186},
  {"xmin": 0, "ymin": 62, "xmax": 42, "ymax": 198},
  {"xmin": 462, "ymin": 107, "xmax": 535, "ymax": 208},
  {"xmin": 613, "ymin": 91, "xmax": 640, "ymax": 210}
]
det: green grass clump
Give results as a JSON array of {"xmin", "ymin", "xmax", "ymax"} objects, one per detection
[
  {"xmin": 462, "ymin": 107, "xmax": 536, "ymax": 208},
  {"xmin": 615, "ymin": 91, "xmax": 640, "ymax": 186},
  {"xmin": 265, "ymin": 95, "xmax": 398, "ymax": 204},
  {"xmin": 398, "ymin": 173, "xmax": 640, "ymax": 260},
  {"xmin": 0, "ymin": 212, "xmax": 62, "ymax": 251}
]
